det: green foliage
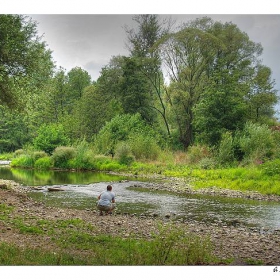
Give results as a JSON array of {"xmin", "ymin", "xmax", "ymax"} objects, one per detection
[
  {"xmin": 197, "ymin": 157, "xmax": 217, "ymax": 170},
  {"xmin": 115, "ymin": 142, "xmax": 135, "ymax": 165},
  {"xmin": 51, "ymin": 146, "xmax": 76, "ymax": 168},
  {"xmin": 58, "ymin": 224, "xmax": 215, "ymax": 265},
  {"xmin": 33, "ymin": 124, "xmax": 70, "ymax": 155},
  {"xmin": 11, "ymin": 154, "xmax": 34, "ymax": 168},
  {"xmin": 14, "ymin": 149, "xmax": 25, "ymax": 157},
  {"xmin": 34, "ymin": 156, "xmax": 53, "ymax": 170},
  {"xmin": 95, "ymin": 113, "xmax": 161, "ymax": 156},
  {"xmin": 216, "ymin": 132, "xmax": 235, "ymax": 166},
  {"xmin": 91, "ymin": 155, "xmax": 125, "ymax": 171},
  {"xmin": 260, "ymin": 159, "xmax": 280, "ymax": 177},
  {"xmin": 128, "ymin": 133, "xmax": 160, "ymax": 160},
  {"xmin": 187, "ymin": 145, "xmax": 211, "ymax": 164},
  {"xmin": 68, "ymin": 139, "xmax": 94, "ymax": 170},
  {"xmin": 32, "ymin": 151, "xmax": 48, "ymax": 161},
  {"xmin": 0, "ymin": 15, "xmax": 54, "ymax": 108},
  {"xmin": 0, "ymin": 152, "xmax": 13, "ymax": 160},
  {"xmin": 237, "ymin": 122, "xmax": 275, "ymax": 162},
  {"xmin": 0, "ymin": 242, "xmax": 85, "ymax": 265}
]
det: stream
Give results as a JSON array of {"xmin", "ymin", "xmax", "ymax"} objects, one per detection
[{"xmin": 1, "ymin": 165, "xmax": 280, "ymax": 230}]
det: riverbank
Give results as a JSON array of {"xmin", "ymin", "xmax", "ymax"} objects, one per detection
[
  {"xmin": 1, "ymin": 179, "xmax": 280, "ymax": 265},
  {"xmin": 110, "ymin": 171, "xmax": 280, "ymax": 203}
]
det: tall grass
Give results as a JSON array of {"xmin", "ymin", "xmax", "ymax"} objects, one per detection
[{"xmin": 0, "ymin": 228, "xmax": 216, "ymax": 265}]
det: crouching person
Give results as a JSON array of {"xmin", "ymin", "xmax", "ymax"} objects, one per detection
[{"xmin": 97, "ymin": 185, "xmax": 116, "ymax": 215}]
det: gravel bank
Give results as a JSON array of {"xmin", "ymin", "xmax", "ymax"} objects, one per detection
[{"xmin": 1, "ymin": 179, "xmax": 280, "ymax": 265}]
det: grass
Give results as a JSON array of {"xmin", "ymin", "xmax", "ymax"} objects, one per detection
[{"xmin": 0, "ymin": 202, "xmax": 222, "ymax": 265}]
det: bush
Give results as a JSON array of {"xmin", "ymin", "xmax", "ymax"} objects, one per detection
[
  {"xmin": 11, "ymin": 155, "xmax": 34, "ymax": 168},
  {"xmin": 32, "ymin": 151, "xmax": 48, "ymax": 162},
  {"xmin": 14, "ymin": 149, "xmax": 25, "ymax": 157},
  {"xmin": 128, "ymin": 134, "xmax": 160, "ymax": 161},
  {"xmin": 34, "ymin": 156, "xmax": 53, "ymax": 170},
  {"xmin": 260, "ymin": 159, "xmax": 280, "ymax": 176},
  {"xmin": 51, "ymin": 146, "xmax": 76, "ymax": 168},
  {"xmin": 217, "ymin": 132, "xmax": 235, "ymax": 166},
  {"xmin": 115, "ymin": 142, "xmax": 135, "ymax": 165},
  {"xmin": 33, "ymin": 124, "xmax": 70, "ymax": 155},
  {"xmin": 197, "ymin": 157, "xmax": 217, "ymax": 169},
  {"xmin": 237, "ymin": 122, "xmax": 275, "ymax": 162},
  {"xmin": 187, "ymin": 145, "xmax": 211, "ymax": 164},
  {"xmin": 70, "ymin": 139, "xmax": 94, "ymax": 169},
  {"xmin": 94, "ymin": 113, "xmax": 162, "ymax": 156}
]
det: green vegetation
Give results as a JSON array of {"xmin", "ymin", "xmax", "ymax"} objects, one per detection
[
  {"xmin": 1, "ymin": 15, "xmax": 280, "ymax": 208},
  {"xmin": 0, "ymin": 204, "xmax": 220, "ymax": 265}
]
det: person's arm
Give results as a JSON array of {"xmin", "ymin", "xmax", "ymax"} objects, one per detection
[
  {"xmin": 98, "ymin": 194, "xmax": 101, "ymax": 200},
  {"xmin": 112, "ymin": 198, "xmax": 115, "ymax": 203}
]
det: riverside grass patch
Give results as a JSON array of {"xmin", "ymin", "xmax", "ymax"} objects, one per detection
[
  {"xmin": 0, "ymin": 205, "xmax": 220, "ymax": 265},
  {"xmin": 164, "ymin": 166, "xmax": 280, "ymax": 196}
]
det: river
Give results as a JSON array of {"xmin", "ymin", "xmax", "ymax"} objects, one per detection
[{"xmin": 1, "ymin": 165, "xmax": 280, "ymax": 230}]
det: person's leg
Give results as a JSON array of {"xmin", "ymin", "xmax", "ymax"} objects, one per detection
[
  {"xmin": 107, "ymin": 203, "xmax": 115, "ymax": 214},
  {"xmin": 97, "ymin": 205, "xmax": 104, "ymax": 216}
]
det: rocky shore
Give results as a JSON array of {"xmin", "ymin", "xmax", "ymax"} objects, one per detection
[{"xmin": 1, "ymin": 178, "xmax": 280, "ymax": 265}]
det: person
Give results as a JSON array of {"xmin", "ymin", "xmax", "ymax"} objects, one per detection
[{"xmin": 97, "ymin": 185, "xmax": 116, "ymax": 216}]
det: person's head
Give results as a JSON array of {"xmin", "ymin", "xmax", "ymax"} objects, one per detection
[{"xmin": 107, "ymin": 185, "xmax": 112, "ymax": 191}]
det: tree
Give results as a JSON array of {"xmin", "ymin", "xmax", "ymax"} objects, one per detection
[
  {"xmin": 67, "ymin": 67, "xmax": 92, "ymax": 99},
  {"xmin": 158, "ymin": 17, "xmax": 277, "ymax": 148},
  {"xmin": 69, "ymin": 84, "xmax": 118, "ymax": 141},
  {"xmin": 33, "ymin": 123, "xmax": 69, "ymax": 155},
  {"xmin": 0, "ymin": 14, "xmax": 54, "ymax": 108},
  {"xmin": 193, "ymin": 20, "xmax": 277, "ymax": 146},
  {"xmin": 120, "ymin": 57, "xmax": 156, "ymax": 123},
  {"xmin": 125, "ymin": 14, "xmax": 172, "ymax": 133},
  {"xmin": 158, "ymin": 18, "xmax": 220, "ymax": 148},
  {"xmin": 245, "ymin": 65, "xmax": 278, "ymax": 123}
]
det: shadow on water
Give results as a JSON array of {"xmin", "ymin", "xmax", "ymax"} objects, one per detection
[{"xmin": 1, "ymin": 166, "xmax": 280, "ymax": 230}]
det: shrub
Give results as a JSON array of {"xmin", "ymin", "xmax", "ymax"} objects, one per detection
[
  {"xmin": 115, "ymin": 142, "xmax": 135, "ymax": 165},
  {"xmin": 128, "ymin": 133, "xmax": 160, "ymax": 160},
  {"xmin": 94, "ymin": 113, "xmax": 162, "ymax": 156},
  {"xmin": 14, "ymin": 149, "xmax": 25, "ymax": 157},
  {"xmin": 260, "ymin": 159, "xmax": 280, "ymax": 176},
  {"xmin": 237, "ymin": 122, "xmax": 275, "ymax": 162},
  {"xmin": 51, "ymin": 146, "xmax": 76, "ymax": 168},
  {"xmin": 187, "ymin": 145, "xmax": 211, "ymax": 164},
  {"xmin": 32, "ymin": 151, "xmax": 48, "ymax": 162},
  {"xmin": 217, "ymin": 131, "xmax": 235, "ymax": 166},
  {"xmin": 11, "ymin": 155, "xmax": 34, "ymax": 168},
  {"xmin": 197, "ymin": 157, "xmax": 217, "ymax": 169},
  {"xmin": 34, "ymin": 157, "xmax": 53, "ymax": 170},
  {"xmin": 68, "ymin": 139, "xmax": 94, "ymax": 169}
]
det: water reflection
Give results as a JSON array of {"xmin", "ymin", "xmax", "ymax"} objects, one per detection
[
  {"xmin": 0, "ymin": 166, "xmax": 126, "ymax": 186},
  {"xmin": 1, "ymin": 166, "xmax": 280, "ymax": 230}
]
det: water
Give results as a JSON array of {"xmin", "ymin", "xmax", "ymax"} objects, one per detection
[{"xmin": 1, "ymin": 166, "xmax": 280, "ymax": 230}]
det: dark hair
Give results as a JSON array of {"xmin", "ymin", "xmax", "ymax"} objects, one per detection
[{"xmin": 107, "ymin": 185, "xmax": 112, "ymax": 191}]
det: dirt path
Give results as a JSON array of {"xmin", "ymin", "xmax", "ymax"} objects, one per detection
[{"xmin": 1, "ymin": 179, "xmax": 280, "ymax": 265}]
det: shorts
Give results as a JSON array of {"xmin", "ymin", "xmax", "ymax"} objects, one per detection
[{"xmin": 97, "ymin": 203, "xmax": 115, "ymax": 212}]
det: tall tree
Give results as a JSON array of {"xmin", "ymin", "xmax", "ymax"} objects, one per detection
[
  {"xmin": 67, "ymin": 66, "xmax": 92, "ymax": 99},
  {"xmin": 193, "ymin": 20, "xmax": 277, "ymax": 146},
  {"xmin": 246, "ymin": 64, "xmax": 278, "ymax": 123},
  {"xmin": 158, "ymin": 18, "xmax": 220, "ymax": 147},
  {"xmin": 125, "ymin": 14, "xmax": 172, "ymax": 133},
  {"xmin": 159, "ymin": 17, "xmax": 277, "ymax": 148},
  {"xmin": 0, "ymin": 14, "xmax": 54, "ymax": 108}
]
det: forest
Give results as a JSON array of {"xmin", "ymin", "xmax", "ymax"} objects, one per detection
[{"xmin": 1, "ymin": 14, "xmax": 280, "ymax": 178}]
